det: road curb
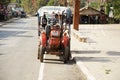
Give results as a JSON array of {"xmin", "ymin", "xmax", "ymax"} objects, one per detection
[
  {"xmin": 71, "ymin": 29, "xmax": 96, "ymax": 80},
  {"xmin": 71, "ymin": 29, "xmax": 88, "ymax": 43},
  {"xmin": 73, "ymin": 57, "xmax": 96, "ymax": 80}
]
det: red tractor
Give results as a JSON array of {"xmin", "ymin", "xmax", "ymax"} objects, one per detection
[
  {"xmin": 37, "ymin": 6, "xmax": 72, "ymax": 63},
  {"xmin": 38, "ymin": 23, "xmax": 71, "ymax": 63}
]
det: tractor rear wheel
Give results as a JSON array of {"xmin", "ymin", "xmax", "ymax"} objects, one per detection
[
  {"xmin": 38, "ymin": 47, "xmax": 40, "ymax": 59},
  {"xmin": 39, "ymin": 45, "xmax": 45, "ymax": 62},
  {"xmin": 64, "ymin": 46, "xmax": 69, "ymax": 63}
]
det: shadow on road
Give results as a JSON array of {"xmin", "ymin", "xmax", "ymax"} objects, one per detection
[
  {"xmin": 0, "ymin": 30, "xmax": 27, "ymax": 39},
  {"xmin": 74, "ymin": 57, "xmax": 111, "ymax": 63},
  {"xmin": 0, "ymin": 53, "xmax": 5, "ymax": 56},
  {"xmin": 107, "ymin": 51, "xmax": 120, "ymax": 56},
  {"xmin": 43, "ymin": 59, "xmax": 75, "ymax": 65},
  {"xmin": 1, "ymin": 26, "xmax": 37, "ymax": 30},
  {"xmin": 0, "ymin": 43, "xmax": 6, "ymax": 46},
  {"xmin": 15, "ymin": 35, "xmax": 34, "ymax": 37},
  {"xmin": 71, "ymin": 50, "xmax": 101, "ymax": 54}
]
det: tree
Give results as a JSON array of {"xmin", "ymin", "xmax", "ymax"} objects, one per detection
[
  {"xmin": 47, "ymin": 0, "xmax": 54, "ymax": 6},
  {"xmin": 20, "ymin": 0, "xmax": 30, "ymax": 13},
  {"xmin": 89, "ymin": 2, "xmax": 99, "ymax": 9},
  {"xmin": 59, "ymin": 0, "xmax": 67, "ymax": 6},
  {"xmin": 20, "ymin": 0, "xmax": 48, "ymax": 14},
  {"xmin": 10, "ymin": 0, "xmax": 16, "ymax": 3},
  {"xmin": 112, "ymin": 0, "xmax": 120, "ymax": 19},
  {"xmin": 0, "ymin": 0, "xmax": 11, "ymax": 5}
]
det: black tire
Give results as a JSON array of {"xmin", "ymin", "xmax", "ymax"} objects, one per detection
[
  {"xmin": 39, "ymin": 45, "xmax": 45, "ymax": 62},
  {"xmin": 38, "ymin": 46, "xmax": 40, "ymax": 59},
  {"xmin": 68, "ymin": 39, "xmax": 71, "ymax": 60},
  {"xmin": 68, "ymin": 49, "xmax": 71, "ymax": 60},
  {"xmin": 64, "ymin": 46, "xmax": 69, "ymax": 63}
]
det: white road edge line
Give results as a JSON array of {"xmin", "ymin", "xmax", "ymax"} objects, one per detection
[
  {"xmin": 38, "ymin": 55, "xmax": 46, "ymax": 80},
  {"xmin": 38, "ymin": 62, "xmax": 45, "ymax": 80},
  {"xmin": 75, "ymin": 58, "xmax": 96, "ymax": 80}
]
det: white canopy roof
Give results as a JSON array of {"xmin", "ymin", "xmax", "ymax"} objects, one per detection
[{"xmin": 37, "ymin": 6, "xmax": 71, "ymax": 17}]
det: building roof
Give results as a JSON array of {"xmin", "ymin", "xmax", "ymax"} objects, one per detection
[{"xmin": 79, "ymin": 6, "xmax": 106, "ymax": 15}]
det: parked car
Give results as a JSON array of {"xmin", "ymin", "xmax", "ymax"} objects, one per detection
[{"xmin": 20, "ymin": 11, "xmax": 26, "ymax": 18}]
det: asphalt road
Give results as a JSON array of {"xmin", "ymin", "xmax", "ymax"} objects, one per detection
[
  {"xmin": 0, "ymin": 17, "xmax": 39, "ymax": 80},
  {"xmin": 0, "ymin": 17, "xmax": 84, "ymax": 80}
]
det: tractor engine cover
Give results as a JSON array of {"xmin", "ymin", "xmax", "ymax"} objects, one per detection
[{"xmin": 49, "ymin": 29, "xmax": 61, "ymax": 48}]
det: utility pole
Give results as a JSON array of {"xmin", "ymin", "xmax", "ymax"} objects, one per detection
[{"xmin": 73, "ymin": 0, "xmax": 80, "ymax": 30}]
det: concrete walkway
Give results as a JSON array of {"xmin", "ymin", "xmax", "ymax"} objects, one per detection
[{"xmin": 71, "ymin": 24, "xmax": 120, "ymax": 80}]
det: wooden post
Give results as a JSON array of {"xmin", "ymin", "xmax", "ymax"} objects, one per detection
[{"xmin": 73, "ymin": 0, "xmax": 80, "ymax": 30}]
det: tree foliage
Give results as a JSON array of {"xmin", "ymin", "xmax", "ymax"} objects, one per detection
[
  {"xmin": 19, "ymin": 0, "xmax": 48, "ymax": 14},
  {"xmin": 47, "ymin": 0, "xmax": 54, "ymax": 6},
  {"xmin": 3, "ymin": 0, "xmax": 48, "ymax": 14},
  {"xmin": 10, "ymin": 0, "xmax": 16, "ymax": 3},
  {"xmin": 113, "ymin": 0, "xmax": 120, "ymax": 19},
  {"xmin": 0, "ymin": 0, "xmax": 11, "ymax": 5},
  {"xmin": 20, "ymin": 0, "xmax": 30, "ymax": 13},
  {"xmin": 89, "ymin": 2, "xmax": 99, "ymax": 9},
  {"xmin": 88, "ymin": 0, "xmax": 120, "ymax": 20}
]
